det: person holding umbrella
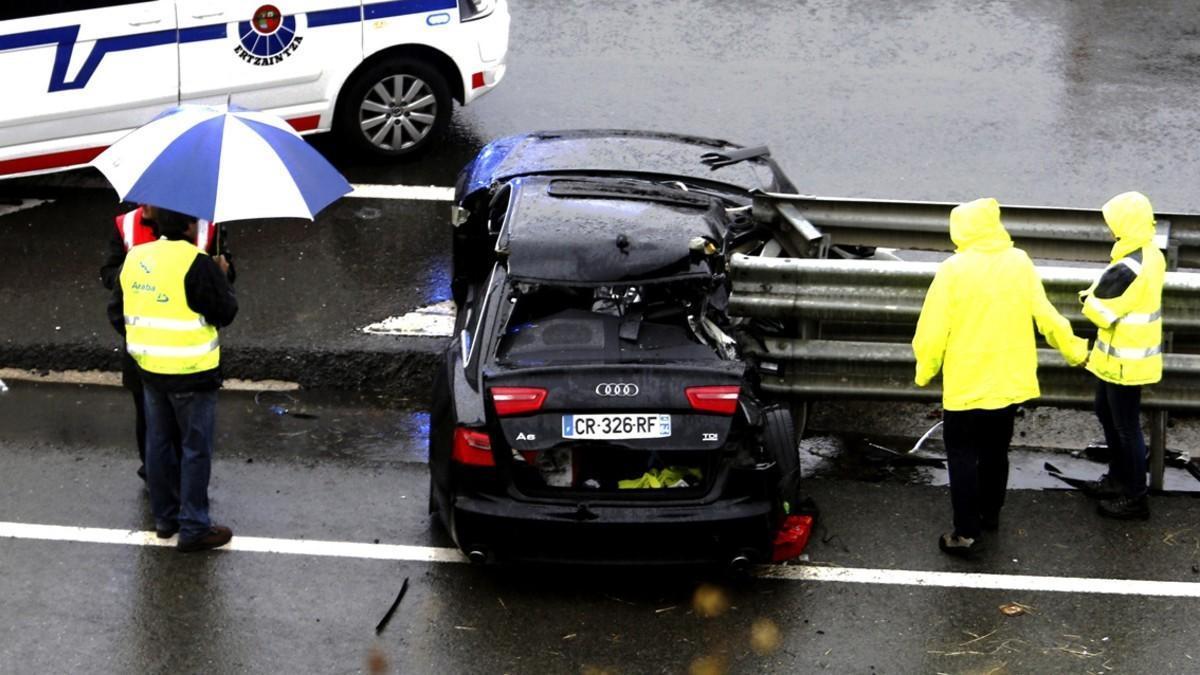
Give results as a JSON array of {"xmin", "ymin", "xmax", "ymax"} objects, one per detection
[
  {"xmin": 93, "ymin": 103, "xmax": 351, "ymax": 551},
  {"xmin": 99, "ymin": 203, "xmax": 235, "ymax": 483},
  {"xmin": 108, "ymin": 208, "xmax": 238, "ymax": 551}
]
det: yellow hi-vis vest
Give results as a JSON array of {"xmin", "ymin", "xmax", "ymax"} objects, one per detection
[
  {"xmin": 1081, "ymin": 244, "xmax": 1164, "ymax": 386},
  {"xmin": 120, "ymin": 239, "xmax": 219, "ymax": 375}
]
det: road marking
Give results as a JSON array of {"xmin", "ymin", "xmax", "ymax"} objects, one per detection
[
  {"xmin": 0, "ymin": 368, "xmax": 300, "ymax": 392},
  {"xmin": 0, "ymin": 522, "xmax": 467, "ymax": 563},
  {"xmin": 758, "ymin": 564, "xmax": 1200, "ymax": 598},
  {"xmin": 347, "ymin": 183, "xmax": 454, "ymax": 202},
  {"xmin": 4, "ymin": 520, "xmax": 1200, "ymax": 598},
  {"xmin": 363, "ymin": 300, "xmax": 456, "ymax": 337},
  {"xmin": 0, "ymin": 198, "xmax": 52, "ymax": 217}
]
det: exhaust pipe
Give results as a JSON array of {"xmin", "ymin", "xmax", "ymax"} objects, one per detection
[
  {"xmin": 467, "ymin": 549, "xmax": 487, "ymax": 565},
  {"xmin": 729, "ymin": 554, "xmax": 751, "ymax": 574}
]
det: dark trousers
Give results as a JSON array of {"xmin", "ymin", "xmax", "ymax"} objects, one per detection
[
  {"xmin": 943, "ymin": 405, "xmax": 1017, "ymax": 539},
  {"xmin": 144, "ymin": 386, "xmax": 217, "ymax": 541},
  {"xmin": 1094, "ymin": 380, "xmax": 1147, "ymax": 498}
]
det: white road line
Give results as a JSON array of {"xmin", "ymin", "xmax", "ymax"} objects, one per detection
[
  {"xmin": 758, "ymin": 564, "xmax": 1200, "ymax": 598},
  {"xmin": 4, "ymin": 520, "xmax": 1200, "ymax": 599},
  {"xmin": 0, "ymin": 198, "xmax": 52, "ymax": 218},
  {"xmin": 363, "ymin": 300, "xmax": 456, "ymax": 337},
  {"xmin": 0, "ymin": 368, "xmax": 299, "ymax": 392},
  {"xmin": 347, "ymin": 183, "xmax": 454, "ymax": 202},
  {"xmin": 0, "ymin": 522, "xmax": 467, "ymax": 563}
]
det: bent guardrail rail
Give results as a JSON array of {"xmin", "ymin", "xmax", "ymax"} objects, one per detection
[{"xmin": 752, "ymin": 193, "xmax": 1200, "ymax": 267}]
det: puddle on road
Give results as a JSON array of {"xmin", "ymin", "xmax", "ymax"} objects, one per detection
[{"xmin": 801, "ymin": 433, "xmax": 1200, "ymax": 494}]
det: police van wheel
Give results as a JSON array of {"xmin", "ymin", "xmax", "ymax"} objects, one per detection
[{"xmin": 338, "ymin": 57, "xmax": 452, "ymax": 159}]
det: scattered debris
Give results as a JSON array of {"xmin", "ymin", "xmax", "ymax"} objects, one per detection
[
  {"xmin": 0, "ymin": 378, "xmax": 8, "ymax": 393},
  {"xmin": 498, "ymin": 597, "xmax": 508, "ymax": 611},
  {"xmin": 363, "ymin": 301, "xmax": 457, "ymax": 337},
  {"xmin": 366, "ymin": 644, "xmax": 389, "ymax": 674},
  {"xmin": 454, "ymin": 625, "xmax": 477, "ymax": 631},
  {"xmin": 374, "ymin": 577, "xmax": 409, "ymax": 635},
  {"xmin": 654, "ymin": 606, "xmax": 677, "ymax": 614},
  {"xmin": 999, "ymin": 601, "xmax": 1034, "ymax": 617},
  {"xmin": 562, "ymin": 633, "xmax": 577, "ymax": 641}
]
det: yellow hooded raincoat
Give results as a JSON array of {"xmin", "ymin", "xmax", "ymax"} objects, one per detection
[
  {"xmin": 1078, "ymin": 191, "xmax": 1165, "ymax": 386},
  {"xmin": 913, "ymin": 198, "xmax": 1088, "ymax": 410}
]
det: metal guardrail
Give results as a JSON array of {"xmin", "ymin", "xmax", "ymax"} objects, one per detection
[
  {"xmin": 728, "ymin": 255, "xmax": 1200, "ymax": 332},
  {"xmin": 753, "ymin": 193, "xmax": 1200, "ymax": 267}
]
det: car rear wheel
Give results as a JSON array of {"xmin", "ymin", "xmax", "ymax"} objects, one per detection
[
  {"xmin": 337, "ymin": 57, "xmax": 452, "ymax": 159},
  {"xmin": 762, "ymin": 405, "xmax": 801, "ymax": 510}
]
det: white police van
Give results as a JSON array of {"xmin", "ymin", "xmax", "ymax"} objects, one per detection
[{"xmin": 0, "ymin": 0, "xmax": 509, "ymax": 177}]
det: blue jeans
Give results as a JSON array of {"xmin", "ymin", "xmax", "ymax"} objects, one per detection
[
  {"xmin": 1094, "ymin": 380, "xmax": 1147, "ymax": 498},
  {"xmin": 143, "ymin": 386, "xmax": 217, "ymax": 541}
]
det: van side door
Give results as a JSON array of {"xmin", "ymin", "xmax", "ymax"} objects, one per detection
[
  {"xmin": 0, "ymin": 1, "xmax": 178, "ymax": 170},
  {"xmin": 176, "ymin": 1, "xmax": 362, "ymax": 128}
]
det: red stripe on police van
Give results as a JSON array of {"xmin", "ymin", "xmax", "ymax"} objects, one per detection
[
  {"xmin": 0, "ymin": 146, "xmax": 108, "ymax": 176},
  {"xmin": 0, "ymin": 116, "xmax": 324, "ymax": 177}
]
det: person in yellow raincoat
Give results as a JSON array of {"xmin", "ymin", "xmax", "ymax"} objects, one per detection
[
  {"xmin": 913, "ymin": 198, "xmax": 1088, "ymax": 557},
  {"xmin": 1077, "ymin": 192, "xmax": 1164, "ymax": 520}
]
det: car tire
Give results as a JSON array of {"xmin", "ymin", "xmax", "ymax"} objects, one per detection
[
  {"xmin": 336, "ymin": 57, "xmax": 452, "ymax": 159},
  {"xmin": 762, "ymin": 405, "xmax": 801, "ymax": 510}
]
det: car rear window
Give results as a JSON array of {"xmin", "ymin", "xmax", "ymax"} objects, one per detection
[{"xmin": 496, "ymin": 286, "xmax": 718, "ymax": 365}]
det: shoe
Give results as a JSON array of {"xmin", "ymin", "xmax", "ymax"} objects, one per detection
[
  {"xmin": 155, "ymin": 523, "xmax": 179, "ymax": 539},
  {"xmin": 177, "ymin": 525, "xmax": 233, "ymax": 553},
  {"xmin": 980, "ymin": 513, "xmax": 1000, "ymax": 532},
  {"xmin": 1097, "ymin": 495, "xmax": 1150, "ymax": 520},
  {"xmin": 938, "ymin": 532, "xmax": 981, "ymax": 558},
  {"xmin": 1081, "ymin": 474, "xmax": 1122, "ymax": 500}
]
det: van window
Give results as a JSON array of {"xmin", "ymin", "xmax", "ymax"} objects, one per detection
[{"xmin": 1, "ymin": 1, "xmax": 155, "ymax": 22}]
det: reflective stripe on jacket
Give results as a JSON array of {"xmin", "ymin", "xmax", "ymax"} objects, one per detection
[
  {"xmin": 913, "ymin": 198, "xmax": 1088, "ymax": 411},
  {"xmin": 1079, "ymin": 192, "xmax": 1164, "ymax": 386},
  {"xmin": 119, "ymin": 239, "xmax": 219, "ymax": 375},
  {"xmin": 114, "ymin": 207, "xmax": 215, "ymax": 253}
]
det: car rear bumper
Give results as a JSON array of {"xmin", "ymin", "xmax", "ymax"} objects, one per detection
[{"xmin": 449, "ymin": 490, "xmax": 776, "ymax": 565}]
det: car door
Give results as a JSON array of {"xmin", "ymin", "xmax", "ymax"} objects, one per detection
[
  {"xmin": 0, "ymin": 1, "xmax": 177, "ymax": 168},
  {"xmin": 176, "ymin": 0, "xmax": 360, "ymax": 124}
]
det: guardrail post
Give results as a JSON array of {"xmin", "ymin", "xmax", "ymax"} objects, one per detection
[{"xmin": 1150, "ymin": 411, "xmax": 1167, "ymax": 492}]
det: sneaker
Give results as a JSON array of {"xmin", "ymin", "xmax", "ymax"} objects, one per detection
[
  {"xmin": 938, "ymin": 532, "xmax": 981, "ymax": 558},
  {"xmin": 177, "ymin": 525, "xmax": 233, "ymax": 553},
  {"xmin": 1097, "ymin": 495, "xmax": 1150, "ymax": 521},
  {"xmin": 155, "ymin": 522, "xmax": 179, "ymax": 539},
  {"xmin": 1081, "ymin": 474, "xmax": 1123, "ymax": 500},
  {"xmin": 980, "ymin": 513, "xmax": 1000, "ymax": 532}
]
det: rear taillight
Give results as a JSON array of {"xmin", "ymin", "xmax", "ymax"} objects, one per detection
[
  {"xmin": 452, "ymin": 427, "xmax": 495, "ymax": 467},
  {"xmin": 491, "ymin": 387, "xmax": 547, "ymax": 417},
  {"xmin": 772, "ymin": 514, "xmax": 814, "ymax": 562},
  {"xmin": 685, "ymin": 385, "xmax": 740, "ymax": 415}
]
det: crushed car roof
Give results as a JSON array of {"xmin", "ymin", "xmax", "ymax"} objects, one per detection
[
  {"xmin": 498, "ymin": 176, "xmax": 725, "ymax": 284},
  {"xmin": 458, "ymin": 129, "xmax": 793, "ymax": 199}
]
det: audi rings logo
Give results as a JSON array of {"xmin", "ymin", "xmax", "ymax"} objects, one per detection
[{"xmin": 595, "ymin": 383, "xmax": 639, "ymax": 397}]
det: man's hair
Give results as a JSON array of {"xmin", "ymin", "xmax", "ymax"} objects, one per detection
[{"xmin": 154, "ymin": 208, "xmax": 196, "ymax": 237}]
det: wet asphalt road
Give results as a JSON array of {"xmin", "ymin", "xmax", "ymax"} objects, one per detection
[
  {"xmin": 2, "ymin": 381, "xmax": 1200, "ymax": 673},
  {"xmin": 5, "ymin": 1, "xmax": 1200, "ymax": 672}
]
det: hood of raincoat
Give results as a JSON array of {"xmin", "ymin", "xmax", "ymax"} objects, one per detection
[
  {"xmin": 949, "ymin": 197, "xmax": 1012, "ymax": 253},
  {"xmin": 1102, "ymin": 191, "xmax": 1156, "ymax": 260}
]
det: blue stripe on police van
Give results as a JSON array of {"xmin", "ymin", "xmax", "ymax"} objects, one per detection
[
  {"xmin": 307, "ymin": 6, "xmax": 363, "ymax": 27},
  {"xmin": 52, "ymin": 29, "xmax": 176, "ymax": 92},
  {"xmin": 0, "ymin": 25, "xmax": 78, "ymax": 52},
  {"xmin": 366, "ymin": 0, "xmax": 458, "ymax": 21},
  {"xmin": 179, "ymin": 23, "xmax": 229, "ymax": 44}
]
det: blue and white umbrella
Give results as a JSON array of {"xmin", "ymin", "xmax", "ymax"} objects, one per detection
[{"xmin": 92, "ymin": 104, "xmax": 351, "ymax": 222}]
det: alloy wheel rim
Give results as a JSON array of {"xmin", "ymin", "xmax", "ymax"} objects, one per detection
[{"xmin": 358, "ymin": 74, "xmax": 438, "ymax": 150}]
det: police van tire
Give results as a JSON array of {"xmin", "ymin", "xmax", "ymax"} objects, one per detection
[
  {"xmin": 762, "ymin": 406, "xmax": 801, "ymax": 509},
  {"xmin": 337, "ymin": 57, "xmax": 452, "ymax": 159}
]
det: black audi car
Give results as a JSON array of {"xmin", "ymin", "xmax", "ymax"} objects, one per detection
[{"xmin": 428, "ymin": 130, "xmax": 807, "ymax": 566}]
